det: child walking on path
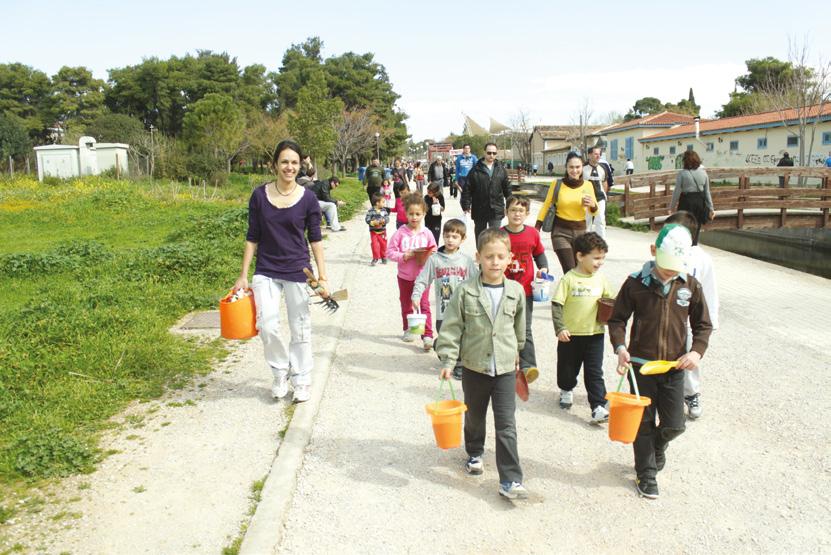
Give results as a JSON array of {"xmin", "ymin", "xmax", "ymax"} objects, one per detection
[
  {"xmin": 393, "ymin": 183, "xmax": 409, "ymax": 229},
  {"xmin": 411, "ymin": 219, "xmax": 478, "ymax": 379},
  {"xmin": 550, "ymin": 232, "xmax": 615, "ymax": 423},
  {"xmin": 436, "ymin": 228, "xmax": 529, "ymax": 500},
  {"xmin": 387, "ymin": 195, "xmax": 438, "ymax": 351},
  {"xmin": 502, "ymin": 196, "xmax": 548, "ymax": 384},
  {"xmin": 424, "ymin": 182, "xmax": 446, "ymax": 245},
  {"xmin": 365, "ymin": 192, "xmax": 390, "ymax": 266},
  {"xmin": 607, "ymin": 224, "xmax": 713, "ymax": 499},
  {"xmin": 665, "ymin": 211, "xmax": 720, "ymax": 419}
]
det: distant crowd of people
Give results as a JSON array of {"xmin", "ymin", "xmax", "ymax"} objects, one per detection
[{"xmin": 233, "ymin": 139, "xmax": 720, "ymax": 501}]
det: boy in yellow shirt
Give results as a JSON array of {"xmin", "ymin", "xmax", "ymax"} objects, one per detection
[{"xmin": 551, "ymin": 232, "xmax": 615, "ymax": 423}]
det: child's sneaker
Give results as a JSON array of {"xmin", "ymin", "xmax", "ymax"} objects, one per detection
[
  {"xmin": 498, "ymin": 481, "xmax": 528, "ymax": 500},
  {"xmin": 402, "ymin": 332, "xmax": 416, "ymax": 342},
  {"xmin": 292, "ymin": 385, "xmax": 311, "ymax": 403},
  {"xmin": 685, "ymin": 393, "xmax": 702, "ymax": 419},
  {"xmin": 635, "ymin": 477, "xmax": 659, "ymax": 499},
  {"xmin": 271, "ymin": 372, "xmax": 289, "ymax": 399},
  {"xmin": 559, "ymin": 390, "xmax": 573, "ymax": 409},
  {"xmin": 524, "ymin": 367, "xmax": 539, "ymax": 384},
  {"xmin": 465, "ymin": 456, "xmax": 483, "ymax": 475},
  {"xmin": 381, "ymin": 258, "xmax": 388, "ymax": 264},
  {"xmin": 370, "ymin": 258, "xmax": 377, "ymax": 266},
  {"xmin": 591, "ymin": 404, "xmax": 609, "ymax": 424},
  {"xmin": 423, "ymin": 336, "xmax": 433, "ymax": 351}
]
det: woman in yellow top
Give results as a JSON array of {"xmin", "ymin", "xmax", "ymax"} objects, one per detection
[{"xmin": 535, "ymin": 152, "xmax": 598, "ymax": 273}]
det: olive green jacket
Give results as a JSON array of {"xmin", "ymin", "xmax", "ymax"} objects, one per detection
[{"xmin": 435, "ymin": 276, "xmax": 526, "ymax": 375}]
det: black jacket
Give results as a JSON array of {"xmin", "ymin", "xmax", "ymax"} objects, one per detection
[
  {"xmin": 310, "ymin": 179, "xmax": 334, "ymax": 203},
  {"xmin": 461, "ymin": 159, "xmax": 511, "ymax": 220}
]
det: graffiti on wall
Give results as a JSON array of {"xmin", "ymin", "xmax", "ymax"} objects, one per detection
[
  {"xmin": 745, "ymin": 154, "xmax": 779, "ymax": 166},
  {"xmin": 647, "ymin": 156, "xmax": 663, "ymax": 170}
]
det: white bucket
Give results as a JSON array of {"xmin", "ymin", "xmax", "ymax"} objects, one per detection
[
  {"xmin": 406, "ymin": 312, "xmax": 427, "ymax": 336},
  {"xmin": 531, "ymin": 279, "xmax": 551, "ymax": 302},
  {"xmin": 431, "ymin": 203, "xmax": 441, "ymax": 216}
]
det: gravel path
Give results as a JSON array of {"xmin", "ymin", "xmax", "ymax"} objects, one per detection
[
  {"xmin": 273, "ymin": 199, "xmax": 831, "ymax": 554},
  {"xmin": 3, "ymin": 197, "xmax": 828, "ymax": 554}
]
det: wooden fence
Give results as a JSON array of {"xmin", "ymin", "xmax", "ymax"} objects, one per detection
[{"xmin": 613, "ymin": 167, "xmax": 831, "ymax": 230}]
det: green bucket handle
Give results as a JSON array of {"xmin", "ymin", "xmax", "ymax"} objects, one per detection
[
  {"xmin": 616, "ymin": 364, "xmax": 641, "ymax": 400},
  {"xmin": 435, "ymin": 376, "xmax": 457, "ymax": 404}
]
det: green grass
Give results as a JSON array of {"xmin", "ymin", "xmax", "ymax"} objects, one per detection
[{"xmin": 0, "ymin": 173, "xmax": 365, "ymax": 496}]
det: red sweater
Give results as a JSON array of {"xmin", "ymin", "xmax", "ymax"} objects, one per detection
[{"xmin": 503, "ymin": 225, "xmax": 545, "ymax": 296}]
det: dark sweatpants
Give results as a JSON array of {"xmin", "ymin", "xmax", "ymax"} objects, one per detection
[
  {"xmin": 519, "ymin": 296, "xmax": 536, "ymax": 370},
  {"xmin": 628, "ymin": 367, "xmax": 686, "ymax": 480},
  {"xmin": 556, "ymin": 333, "xmax": 606, "ymax": 409},
  {"xmin": 462, "ymin": 368, "xmax": 522, "ymax": 484},
  {"xmin": 473, "ymin": 217, "xmax": 503, "ymax": 244}
]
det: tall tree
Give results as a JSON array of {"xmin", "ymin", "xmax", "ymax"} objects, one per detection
[
  {"xmin": 271, "ymin": 37, "xmax": 326, "ymax": 111},
  {"xmin": 331, "ymin": 108, "xmax": 379, "ymax": 173},
  {"xmin": 0, "ymin": 63, "xmax": 52, "ymax": 140},
  {"xmin": 183, "ymin": 93, "xmax": 247, "ymax": 174},
  {"xmin": 0, "ymin": 112, "xmax": 31, "ymax": 162},
  {"xmin": 624, "ymin": 97, "xmax": 663, "ymax": 121},
  {"xmin": 49, "ymin": 66, "xmax": 107, "ymax": 136},
  {"xmin": 755, "ymin": 40, "xmax": 830, "ymax": 168},
  {"xmin": 718, "ymin": 57, "xmax": 795, "ymax": 117},
  {"xmin": 287, "ymin": 73, "xmax": 343, "ymax": 164}
]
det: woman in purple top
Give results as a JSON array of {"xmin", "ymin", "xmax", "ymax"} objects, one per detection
[{"xmin": 233, "ymin": 140, "xmax": 327, "ymax": 403}]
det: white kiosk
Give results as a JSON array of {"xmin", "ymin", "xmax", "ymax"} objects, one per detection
[{"xmin": 34, "ymin": 137, "xmax": 129, "ymax": 181}]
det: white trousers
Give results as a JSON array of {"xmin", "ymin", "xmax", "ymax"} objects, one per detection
[
  {"xmin": 319, "ymin": 201, "xmax": 341, "ymax": 231},
  {"xmin": 684, "ymin": 326, "xmax": 700, "ymax": 396},
  {"xmin": 251, "ymin": 275, "xmax": 313, "ymax": 386},
  {"xmin": 585, "ymin": 199, "xmax": 607, "ymax": 238}
]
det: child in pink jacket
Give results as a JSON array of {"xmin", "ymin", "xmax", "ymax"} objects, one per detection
[{"xmin": 387, "ymin": 194, "xmax": 437, "ymax": 351}]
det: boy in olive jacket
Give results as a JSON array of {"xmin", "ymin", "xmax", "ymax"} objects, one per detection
[
  {"xmin": 436, "ymin": 228, "xmax": 528, "ymax": 500},
  {"xmin": 607, "ymin": 224, "xmax": 712, "ymax": 500}
]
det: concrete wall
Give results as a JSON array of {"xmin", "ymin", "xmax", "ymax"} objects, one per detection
[{"xmin": 642, "ymin": 122, "xmax": 831, "ymax": 172}]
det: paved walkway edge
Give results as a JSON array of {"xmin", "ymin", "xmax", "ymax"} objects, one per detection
[{"xmin": 239, "ymin": 234, "xmax": 361, "ymax": 555}]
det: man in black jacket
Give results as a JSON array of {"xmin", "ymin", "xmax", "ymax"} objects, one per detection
[
  {"xmin": 461, "ymin": 143, "xmax": 511, "ymax": 241},
  {"xmin": 311, "ymin": 176, "xmax": 346, "ymax": 232}
]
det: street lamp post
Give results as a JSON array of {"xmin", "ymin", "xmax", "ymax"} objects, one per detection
[
  {"xmin": 374, "ymin": 132, "xmax": 380, "ymax": 160},
  {"xmin": 149, "ymin": 123, "xmax": 155, "ymax": 178}
]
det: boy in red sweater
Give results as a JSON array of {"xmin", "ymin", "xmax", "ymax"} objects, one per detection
[{"xmin": 502, "ymin": 196, "xmax": 548, "ymax": 383}]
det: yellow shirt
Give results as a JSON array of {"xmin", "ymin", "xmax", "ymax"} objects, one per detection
[
  {"xmin": 552, "ymin": 269, "xmax": 615, "ymax": 335},
  {"xmin": 536, "ymin": 180, "xmax": 597, "ymax": 223}
]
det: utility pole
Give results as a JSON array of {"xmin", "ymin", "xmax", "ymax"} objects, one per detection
[{"xmin": 149, "ymin": 124, "xmax": 155, "ymax": 178}]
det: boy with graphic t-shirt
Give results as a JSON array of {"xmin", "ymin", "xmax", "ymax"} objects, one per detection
[
  {"xmin": 551, "ymin": 232, "xmax": 615, "ymax": 423},
  {"xmin": 502, "ymin": 196, "xmax": 548, "ymax": 384}
]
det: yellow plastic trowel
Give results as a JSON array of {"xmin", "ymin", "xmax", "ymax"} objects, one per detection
[{"xmin": 639, "ymin": 360, "xmax": 678, "ymax": 375}]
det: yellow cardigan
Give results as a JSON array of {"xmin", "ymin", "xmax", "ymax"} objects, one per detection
[{"xmin": 535, "ymin": 180, "xmax": 597, "ymax": 224}]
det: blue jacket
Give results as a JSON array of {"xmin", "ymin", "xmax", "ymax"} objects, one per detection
[{"xmin": 455, "ymin": 154, "xmax": 478, "ymax": 178}]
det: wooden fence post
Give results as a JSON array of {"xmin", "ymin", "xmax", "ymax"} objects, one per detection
[
  {"xmin": 822, "ymin": 175, "xmax": 829, "ymax": 229},
  {"xmin": 648, "ymin": 178, "xmax": 657, "ymax": 230},
  {"xmin": 8, "ymin": 156, "xmax": 12, "ymax": 177},
  {"xmin": 736, "ymin": 175, "xmax": 747, "ymax": 229},
  {"xmin": 779, "ymin": 172, "xmax": 788, "ymax": 228},
  {"xmin": 624, "ymin": 177, "xmax": 631, "ymax": 217}
]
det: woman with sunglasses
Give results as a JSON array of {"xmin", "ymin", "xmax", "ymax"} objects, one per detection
[{"xmin": 535, "ymin": 152, "xmax": 598, "ymax": 273}]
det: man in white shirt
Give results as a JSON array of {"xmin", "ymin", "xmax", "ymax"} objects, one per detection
[{"xmin": 583, "ymin": 147, "xmax": 613, "ymax": 238}]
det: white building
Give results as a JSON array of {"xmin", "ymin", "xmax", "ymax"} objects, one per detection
[{"xmin": 34, "ymin": 137, "xmax": 129, "ymax": 181}]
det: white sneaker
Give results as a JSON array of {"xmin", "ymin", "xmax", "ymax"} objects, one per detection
[
  {"xmin": 685, "ymin": 393, "xmax": 702, "ymax": 419},
  {"xmin": 591, "ymin": 404, "xmax": 610, "ymax": 424},
  {"xmin": 293, "ymin": 385, "xmax": 311, "ymax": 403},
  {"xmin": 498, "ymin": 481, "xmax": 528, "ymax": 500},
  {"xmin": 423, "ymin": 336, "xmax": 434, "ymax": 351},
  {"xmin": 559, "ymin": 390, "xmax": 573, "ymax": 409},
  {"xmin": 402, "ymin": 332, "xmax": 416, "ymax": 342},
  {"xmin": 271, "ymin": 372, "xmax": 289, "ymax": 399}
]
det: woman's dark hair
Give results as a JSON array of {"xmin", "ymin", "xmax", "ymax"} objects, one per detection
[
  {"xmin": 427, "ymin": 182, "xmax": 442, "ymax": 195},
  {"xmin": 683, "ymin": 150, "xmax": 702, "ymax": 170},
  {"xmin": 563, "ymin": 151, "xmax": 583, "ymax": 178},
  {"xmin": 272, "ymin": 140, "xmax": 303, "ymax": 163}
]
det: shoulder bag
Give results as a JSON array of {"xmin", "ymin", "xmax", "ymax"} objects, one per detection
[{"xmin": 541, "ymin": 180, "xmax": 563, "ymax": 233}]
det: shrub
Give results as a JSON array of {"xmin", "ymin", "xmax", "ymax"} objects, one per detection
[{"xmin": 12, "ymin": 430, "xmax": 96, "ymax": 478}]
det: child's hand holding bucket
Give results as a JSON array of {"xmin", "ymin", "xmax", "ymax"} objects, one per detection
[{"xmin": 616, "ymin": 347, "xmax": 631, "ymax": 374}]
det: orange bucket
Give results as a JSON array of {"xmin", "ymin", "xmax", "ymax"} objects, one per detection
[
  {"xmin": 219, "ymin": 289, "xmax": 257, "ymax": 339},
  {"xmin": 605, "ymin": 391, "xmax": 651, "ymax": 444},
  {"xmin": 425, "ymin": 379, "xmax": 467, "ymax": 449}
]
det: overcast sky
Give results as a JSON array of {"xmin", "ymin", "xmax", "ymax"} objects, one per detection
[{"xmin": 3, "ymin": 0, "xmax": 828, "ymax": 140}]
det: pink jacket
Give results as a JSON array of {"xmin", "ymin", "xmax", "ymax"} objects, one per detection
[{"xmin": 386, "ymin": 224, "xmax": 437, "ymax": 280}]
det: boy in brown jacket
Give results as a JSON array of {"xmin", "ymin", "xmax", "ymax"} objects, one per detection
[{"xmin": 607, "ymin": 224, "xmax": 712, "ymax": 499}]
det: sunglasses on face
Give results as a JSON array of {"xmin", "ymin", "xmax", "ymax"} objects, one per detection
[{"xmin": 486, "ymin": 151, "xmax": 497, "ymax": 155}]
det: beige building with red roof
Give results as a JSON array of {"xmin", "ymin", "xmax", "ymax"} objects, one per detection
[
  {"xmin": 638, "ymin": 104, "xmax": 831, "ymax": 172},
  {"xmin": 529, "ymin": 125, "xmax": 605, "ymax": 174},
  {"xmin": 599, "ymin": 112, "xmax": 696, "ymax": 173}
]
